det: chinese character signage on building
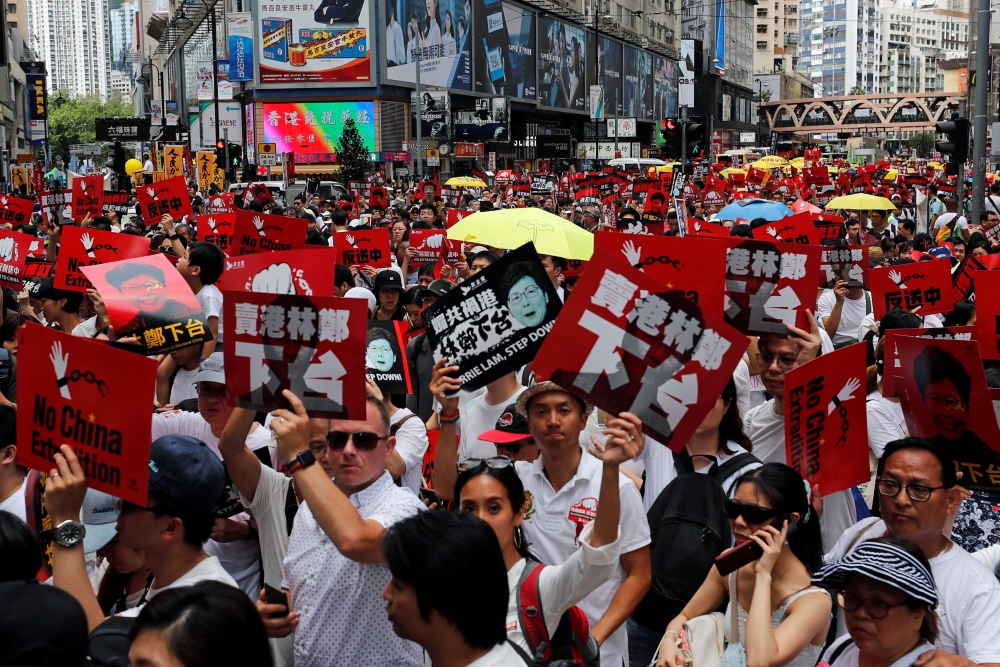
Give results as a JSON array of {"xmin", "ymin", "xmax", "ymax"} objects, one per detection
[{"xmin": 261, "ymin": 102, "xmax": 375, "ymax": 163}]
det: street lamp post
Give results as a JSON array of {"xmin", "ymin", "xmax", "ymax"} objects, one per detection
[
  {"xmin": 136, "ymin": 59, "xmax": 166, "ymax": 174},
  {"xmin": 754, "ymin": 79, "xmax": 763, "ymax": 147}
]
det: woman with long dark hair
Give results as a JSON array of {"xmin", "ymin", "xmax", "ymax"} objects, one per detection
[{"xmin": 655, "ymin": 463, "xmax": 831, "ymax": 667}]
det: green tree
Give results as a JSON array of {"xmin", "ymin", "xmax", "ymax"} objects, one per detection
[
  {"xmin": 47, "ymin": 91, "xmax": 133, "ymax": 163},
  {"xmin": 335, "ymin": 116, "xmax": 370, "ymax": 181},
  {"xmin": 754, "ymin": 89, "xmax": 772, "ymax": 104},
  {"xmin": 907, "ymin": 131, "xmax": 935, "ymax": 158},
  {"xmin": 849, "ymin": 85, "xmax": 866, "ymax": 95}
]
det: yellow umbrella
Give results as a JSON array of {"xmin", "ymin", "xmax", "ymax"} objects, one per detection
[
  {"xmin": 884, "ymin": 169, "xmax": 898, "ymax": 181},
  {"xmin": 789, "ymin": 157, "xmax": 805, "ymax": 169},
  {"xmin": 446, "ymin": 209, "xmax": 594, "ymax": 260},
  {"xmin": 445, "ymin": 176, "xmax": 487, "ymax": 187},
  {"xmin": 720, "ymin": 167, "xmax": 747, "ymax": 179},
  {"xmin": 824, "ymin": 194, "xmax": 897, "ymax": 211},
  {"xmin": 928, "ymin": 161, "xmax": 944, "ymax": 171},
  {"xmin": 657, "ymin": 162, "xmax": 681, "ymax": 173},
  {"xmin": 750, "ymin": 158, "xmax": 788, "ymax": 170}
]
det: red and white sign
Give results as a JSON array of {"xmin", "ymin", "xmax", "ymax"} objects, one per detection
[
  {"xmin": 819, "ymin": 245, "xmax": 869, "ymax": 289},
  {"xmin": 870, "ymin": 259, "xmax": 954, "ymax": 319},
  {"xmin": 54, "ymin": 225, "xmax": 151, "ymax": 293},
  {"xmin": 224, "ymin": 248, "xmax": 336, "ymax": 296},
  {"xmin": 0, "ymin": 194, "xmax": 34, "ymax": 228},
  {"xmin": 409, "ymin": 230, "xmax": 461, "ymax": 264},
  {"xmin": 975, "ymin": 271, "xmax": 1000, "ymax": 360},
  {"xmin": 207, "ymin": 193, "xmax": 235, "ymax": 214},
  {"xmin": 136, "ymin": 176, "xmax": 194, "ymax": 222},
  {"xmin": 71, "ymin": 175, "xmax": 105, "ymax": 220},
  {"xmin": 196, "ymin": 213, "xmax": 236, "ymax": 254},
  {"xmin": 882, "ymin": 326, "xmax": 976, "ymax": 398},
  {"xmin": 333, "ymin": 228, "xmax": 392, "ymax": 269},
  {"xmin": 750, "ymin": 212, "xmax": 820, "ymax": 246},
  {"xmin": 0, "ymin": 229, "xmax": 29, "ymax": 289},
  {"xmin": 447, "ymin": 209, "xmax": 471, "ymax": 228},
  {"xmin": 230, "ymin": 211, "xmax": 308, "ymax": 257},
  {"xmin": 38, "ymin": 191, "xmax": 69, "ymax": 229}
]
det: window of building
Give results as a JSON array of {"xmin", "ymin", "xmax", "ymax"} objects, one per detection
[
  {"xmin": 757, "ymin": 40, "xmax": 768, "ymax": 49},
  {"xmin": 757, "ymin": 23, "xmax": 768, "ymax": 32},
  {"xmin": 757, "ymin": 7, "xmax": 767, "ymax": 16}
]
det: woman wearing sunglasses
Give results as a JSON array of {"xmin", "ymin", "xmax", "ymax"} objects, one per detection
[
  {"xmin": 655, "ymin": 463, "xmax": 831, "ymax": 667},
  {"xmin": 454, "ymin": 414, "xmax": 640, "ymax": 661},
  {"xmin": 811, "ymin": 538, "xmax": 938, "ymax": 667}
]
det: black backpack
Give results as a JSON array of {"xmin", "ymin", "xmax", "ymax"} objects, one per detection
[{"xmin": 630, "ymin": 452, "xmax": 759, "ymax": 633}]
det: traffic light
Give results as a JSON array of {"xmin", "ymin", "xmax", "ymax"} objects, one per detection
[
  {"xmin": 659, "ymin": 119, "xmax": 680, "ymax": 159},
  {"xmin": 228, "ymin": 144, "xmax": 242, "ymax": 169},
  {"xmin": 935, "ymin": 117, "xmax": 970, "ymax": 176},
  {"xmin": 685, "ymin": 122, "xmax": 706, "ymax": 157},
  {"xmin": 215, "ymin": 140, "xmax": 227, "ymax": 166}
]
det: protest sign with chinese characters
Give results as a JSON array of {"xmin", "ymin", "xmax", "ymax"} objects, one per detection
[
  {"xmin": 424, "ymin": 244, "xmax": 562, "ymax": 394},
  {"xmin": 594, "ymin": 233, "xmax": 728, "ymax": 318},
  {"xmin": 224, "ymin": 248, "xmax": 335, "ymax": 296},
  {"xmin": 207, "ymin": 193, "xmax": 236, "ymax": 214},
  {"xmin": 223, "ymin": 292, "xmax": 367, "ymax": 419},
  {"xmin": 818, "ymin": 245, "xmax": 869, "ymax": 289},
  {"xmin": 0, "ymin": 229, "xmax": 28, "ymax": 289},
  {"xmin": 101, "ymin": 193, "xmax": 132, "ymax": 217},
  {"xmin": 17, "ymin": 327, "xmax": 155, "ymax": 505},
  {"xmin": 241, "ymin": 182, "xmax": 277, "ymax": 211},
  {"xmin": 366, "ymin": 321, "xmax": 412, "ymax": 394},
  {"xmin": 54, "ymin": 226, "xmax": 151, "ymax": 293},
  {"xmin": 895, "ymin": 335, "xmax": 1000, "ymax": 493},
  {"xmin": 196, "ymin": 213, "xmax": 235, "ymax": 254},
  {"xmin": 81, "ymin": 254, "xmax": 213, "ymax": 355},
  {"xmin": 870, "ymin": 259, "xmax": 953, "ymax": 319},
  {"xmin": 231, "ymin": 211, "xmax": 308, "ymax": 256},
  {"xmin": 164, "ymin": 145, "xmax": 185, "ymax": 179},
  {"xmin": 952, "ymin": 255, "xmax": 986, "ymax": 304},
  {"xmin": 0, "ymin": 194, "xmax": 34, "ymax": 228},
  {"xmin": 750, "ymin": 212, "xmax": 820, "ymax": 246},
  {"xmin": 882, "ymin": 326, "xmax": 976, "ymax": 398},
  {"xmin": 71, "ymin": 175, "xmax": 104, "ymax": 219},
  {"xmin": 333, "ymin": 228, "xmax": 392, "ymax": 269},
  {"xmin": 975, "ymin": 271, "xmax": 1000, "ymax": 360},
  {"xmin": 24, "ymin": 237, "xmax": 45, "ymax": 259},
  {"xmin": 685, "ymin": 218, "xmax": 731, "ymax": 238},
  {"xmin": 783, "ymin": 343, "xmax": 869, "ymax": 495},
  {"xmin": 136, "ymin": 176, "xmax": 195, "ymax": 221},
  {"xmin": 531, "ymin": 249, "xmax": 745, "ymax": 451},
  {"xmin": 724, "ymin": 239, "xmax": 820, "ymax": 335},
  {"xmin": 38, "ymin": 191, "xmax": 69, "ymax": 229},
  {"xmin": 408, "ymin": 230, "xmax": 462, "ymax": 264}
]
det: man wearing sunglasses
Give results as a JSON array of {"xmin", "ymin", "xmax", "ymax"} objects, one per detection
[
  {"xmin": 265, "ymin": 387, "xmax": 425, "ymax": 667},
  {"xmin": 824, "ymin": 437, "xmax": 1000, "ymax": 667}
]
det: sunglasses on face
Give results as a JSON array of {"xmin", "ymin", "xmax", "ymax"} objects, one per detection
[
  {"xmin": 326, "ymin": 431, "xmax": 388, "ymax": 450},
  {"xmin": 456, "ymin": 456, "xmax": 514, "ymax": 472},
  {"xmin": 724, "ymin": 499, "xmax": 782, "ymax": 524}
]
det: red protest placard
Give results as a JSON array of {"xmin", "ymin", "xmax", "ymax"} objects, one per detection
[
  {"xmin": 0, "ymin": 228, "xmax": 29, "ymax": 289},
  {"xmin": 0, "ymin": 193, "xmax": 34, "ymax": 228},
  {"xmin": 870, "ymin": 259, "xmax": 954, "ymax": 319},
  {"xmin": 686, "ymin": 218, "xmax": 731, "ymax": 238},
  {"xmin": 223, "ymin": 291, "xmax": 367, "ymax": 419},
  {"xmin": 724, "ymin": 238, "xmax": 820, "ymax": 335},
  {"xmin": 975, "ymin": 270, "xmax": 1000, "ymax": 360},
  {"xmin": 531, "ymin": 248, "xmax": 746, "ymax": 451},
  {"xmin": 882, "ymin": 326, "xmax": 976, "ymax": 398},
  {"xmin": 54, "ymin": 225, "xmax": 151, "ymax": 293},
  {"xmin": 196, "ymin": 213, "xmax": 235, "ymax": 254},
  {"xmin": 71, "ymin": 175, "xmax": 104, "ymax": 220},
  {"xmin": 136, "ymin": 176, "xmax": 194, "ymax": 222},
  {"xmin": 447, "ymin": 209, "xmax": 471, "ymax": 228},
  {"xmin": 16, "ymin": 326, "xmax": 155, "ymax": 505},
  {"xmin": 783, "ymin": 343, "xmax": 869, "ymax": 496},
  {"xmin": 231, "ymin": 211, "xmax": 308, "ymax": 257},
  {"xmin": 38, "ymin": 191, "xmax": 69, "ymax": 229},
  {"xmin": 818, "ymin": 245, "xmax": 869, "ymax": 289},
  {"xmin": 81, "ymin": 254, "xmax": 212, "ymax": 355},
  {"xmin": 207, "ymin": 193, "xmax": 235, "ymax": 214},
  {"xmin": 594, "ymin": 232, "xmax": 728, "ymax": 319},
  {"xmin": 102, "ymin": 192, "xmax": 132, "ymax": 217},
  {"xmin": 750, "ymin": 212, "xmax": 820, "ymax": 245},
  {"xmin": 24, "ymin": 237, "xmax": 45, "ymax": 259},
  {"xmin": 242, "ymin": 182, "xmax": 276, "ymax": 211},
  {"xmin": 334, "ymin": 228, "xmax": 392, "ymax": 269},
  {"xmin": 409, "ymin": 229, "xmax": 461, "ymax": 264},
  {"xmin": 641, "ymin": 191, "xmax": 669, "ymax": 222},
  {"xmin": 802, "ymin": 166, "xmax": 830, "ymax": 188},
  {"xmin": 895, "ymin": 335, "xmax": 1000, "ymax": 493},
  {"xmin": 366, "ymin": 320, "xmax": 413, "ymax": 395},
  {"xmin": 224, "ymin": 248, "xmax": 336, "ymax": 296}
]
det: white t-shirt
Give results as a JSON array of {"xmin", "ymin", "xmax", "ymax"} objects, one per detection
[
  {"xmin": 460, "ymin": 386, "xmax": 526, "ymax": 459},
  {"xmin": 825, "ymin": 518, "xmax": 1000, "ymax": 663},
  {"xmin": 389, "ymin": 408, "xmax": 429, "ymax": 494},
  {"xmin": 197, "ymin": 284, "xmax": 224, "ymax": 343},
  {"xmin": 169, "ymin": 367, "xmax": 199, "ymax": 405},
  {"xmin": 865, "ymin": 391, "xmax": 906, "ymax": 458},
  {"xmin": 516, "ymin": 451, "xmax": 651, "ymax": 667},
  {"xmin": 119, "ymin": 555, "xmax": 237, "ymax": 617},
  {"xmin": 0, "ymin": 477, "xmax": 26, "ymax": 523},
  {"xmin": 466, "ymin": 642, "xmax": 524, "ymax": 667},
  {"xmin": 731, "ymin": 359, "xmax": 752, "ymax": 422},
  {"xmin": 973, "ymin": 544, "xmax": 1000, "ymax": 576},
  {"xmin": 822, "ymin": 635, "xmax": 932, "ymax": 667},
  {"xmin": 817, "ymin": 289, "xmax": 871, "ymax": 346}
]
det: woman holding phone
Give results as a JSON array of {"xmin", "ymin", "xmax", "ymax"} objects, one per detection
[{"xmin": 655, "ymin": 464, "xmax": 831, "ymax": 667}]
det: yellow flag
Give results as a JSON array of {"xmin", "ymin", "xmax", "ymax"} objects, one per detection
[
  {"xmin": 196, "ymin": 151, "xmax": 217, "ymax": 192},
  {"xmin": 165, "ymin": 146, "xmax": 185, "ymax": 179}
]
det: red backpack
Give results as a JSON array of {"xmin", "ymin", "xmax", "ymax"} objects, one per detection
[{"xmin": 511, "ymin": 559, "xmax": 600, "ymax": 667}]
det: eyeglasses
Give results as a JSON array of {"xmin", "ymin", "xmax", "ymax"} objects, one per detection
[
  {"xmin": 876, "ymin": 478, "xmax": 944, "ymax": 502},
  {"xmin": 724, "ymin": 499, "xmax": 782, "ymax": 524},
  {"xmin": 509, "ymin": 285, "xmax": 540, "ymax": 307},
  {"xmin": 456, "ymin": 456, "xmax": 514, "ymax": 473},
  {"xmin": 837, "ymin": 592, "xmax": 909, "ymax": 620},
  {"xmin": 196, "ymin": 383, "xmax": 226, "ymax": 398},
  {"xmin": 923, "ymin": 393, "xmax": 966, "ymax": 412},
  {"xmin": 756, "ymin": 353, "xmax": 798, "ymax": 371},
  {"xmin": 122, "ymin": 280, "xmax": 164, "ymax": 294},
  {"xmin": 326, "ymin": 431, "xmax": 388, "ymax": 451}
]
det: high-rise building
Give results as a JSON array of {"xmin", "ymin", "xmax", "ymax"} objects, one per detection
[
  {"xmin": 26, "ymin": 0, "xmax": 111, "ymax": 99},
  {"xmin": 109, "ymin": 0, "xmax": 138, "ymax": 75},
  {"xmin": 798, "ymin": 0, "xmax": 881, "ymax": 96},
  {"xmin": 879, "ymin": 6, "xmax": 968, "ymax": 94},
  {"xmin": 753, "ymin": 0, "xmax": 800, "ymax": 76}
]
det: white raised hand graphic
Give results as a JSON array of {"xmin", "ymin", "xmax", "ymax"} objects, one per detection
[
  {"xmin": 50, "ymin": 341, "xmax": 71, "ymax": 399},
  {"xmin": 622, "ymin": 239, "xmax": 642, "ymax": 266},
  {"xmin": 827, "ymin": 378, "xmax": 861, "ymax": 414},
  {"xmin": 253, "ymin": 216, "xmax": 266, "ymax": 236},
  {"xmin": 0, "ymin": 237, "xmax": 15, "ymax": 262},
  {"xmin": 80, "ymin": 232, "xmax": 96, "ymax": 258},
  {"xmin": 887, "ymin": 269, "xmax": 907, "ymax": 289}
]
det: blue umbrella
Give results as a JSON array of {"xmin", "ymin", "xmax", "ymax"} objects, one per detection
[{"xmin": 716, "ymin": 198, "xmax": 794, "ymax": 222}]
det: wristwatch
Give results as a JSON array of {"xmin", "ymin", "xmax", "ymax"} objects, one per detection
[
  {"xmin": 167, "ymin": 233, "xmax": 180, "ymax": 240},
  {"xmin": 46, "ymin": 520, "xmax": 87, "ymax": 547},
  {"xmin": 287, "ymin": 449, "xmax": 316, "ymax": 474}
]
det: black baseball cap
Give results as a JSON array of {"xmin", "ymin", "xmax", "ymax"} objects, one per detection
[
  {"xmin": 419, "ymin": 278, "xmax": 455, "ymax": 301},
  {"xmin": 478, "ymin": 403, "xmax": 531, "ymax": 444},
  {"xmin": 374, "ymin": 270, "xmax": 404, "ymax": 292},
  {"xmin": 148, "ymin": 434, "xmax": 225, "ymax": 514}
]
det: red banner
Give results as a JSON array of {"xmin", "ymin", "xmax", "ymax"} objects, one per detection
[
  {"xmin": 594, "ymin": 232, "xmax": 728, "ymax": 318},
  {"xmin": 101, "ymin": 193, "xmax": 132, "ymax": 217},
  {"xmin": 802, "ymin": 166, "xmax": 830, "ymax": 188},
  {"xmin": 333, "ymin": 228, "xmax": 392, "ymax": 268},
  {"xmin": 641, "ymin": 191, "xmax": 669, "ymax": 222},
  {"xmin": 224, "ymin": 248, "xmax": 336, "ymax": 296},
  {"xmin": 783, "ymin": 343, "xmax": 869, "ymax": 496},
  {"xmin": 975, "ymin": 271, "xmax": 1000, "ymax": 360},
  {"xmin": 54, "ymin": 226, "xmax": 151, "ymax": 293},
  {"xmin": 0, "ymin": 194, "xmax": 34, "ymax": 228},
  {"xmin": 531, "ymin": 248, "xmax": 746, "ymax": 451},
  {"xmin": 242, "ymin": 182, "xmax": 276, "ymax": 211},
  {"xmin": 750, "ymin": 212, "xmax": 820, "ymax": 245},
  {"xmin": 818, "ymin": 245, "xmax": 869, "ymax": 289},
  {"xmin": 136, "ymin": 176, "xmax": 194, "ymax": 222},
  {"xmin": 686, "ymin": 218, "xmax": 731, "ymax": 238},
  {"xmin": 230, "ymin": 211, "xmax": 308, "ymax": 256},
  {"xmin": 81, "ymin": 254, "xmax": 212, "ymax": 355},
  {"xmin": 409, "ymin": 229, "xmax": 462, "ymax": 264},
  {"xmin": 723, "ymin": 238, "xmax": 820, "ymax": 335},
  {"xmin": 17, "ymin": 326, "xmax": 156, "ymax": 505},
  {"xmin": 196, "ymin": 213, "xmax": 236, "ymax": 254},
  {"xmin": 71, "ymin": 175, "xmax": 105, "ymax": 220},
  {"xmin": 0, "ymin": 229, "xmax": 29, "ymax": 289},
  {"xmin": 870, "ymin": 259, "xmax": 954, "ymax": 319},
  {"xmin": 207, "ymin": 193, "xmax": 235, "ymax": 214},
  {"xmin": 882, "ymin": 326, "xmax": 976, "ymax": 398},
  {"xmin": 223, "ymin": 292, "xmax": 367, "ymax": 419},
  {"xmin": 447, "ymin": 209, "xmax": 471, "ymax": 228}
]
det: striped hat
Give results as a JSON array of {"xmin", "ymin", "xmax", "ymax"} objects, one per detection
[{"xmin": 811, "ymin": 541, "xmax": 938, "ymax": 609}]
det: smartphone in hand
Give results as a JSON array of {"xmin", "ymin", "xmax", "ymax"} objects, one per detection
[{"xmin": 263, "ymin": 583, "xmax": 289, "ymax": 617}]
